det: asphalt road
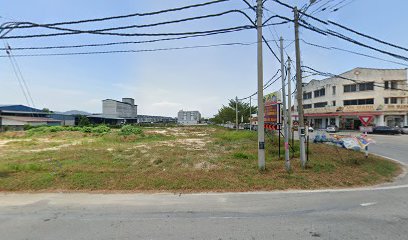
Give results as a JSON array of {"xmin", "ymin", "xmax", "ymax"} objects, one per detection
[
  {"xmin": 369, "ymin": 134, "xmax": 408, "ymax": 164},
  {"xmin": 1, "ymin": 134, "xmax": 408, "ymax": 240}
]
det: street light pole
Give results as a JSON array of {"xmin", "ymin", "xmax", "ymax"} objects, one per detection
[{"xmin": 256, "ymin": 0, "xmax": 265, "ymax": 170}]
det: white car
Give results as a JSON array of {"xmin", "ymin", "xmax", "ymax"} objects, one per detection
[
  {"xmin": 402, "ymin": 126, "xmax": 408, "ymax": 134},
  {"xmin": 326, "ymin": 125, "xmax": 339, "ymax": 133}
]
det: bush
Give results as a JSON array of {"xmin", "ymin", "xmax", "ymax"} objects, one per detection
[
  {"xmin": 81, "ymin": 126, "xmax": 93, "ymax": 133},
  {"xmin": 91, "ymin": 125, "xmax": 111, "ymax": 134},
  {"xmin": 120, "ymin": 125, "xmax": 143, "ymax": 136}
]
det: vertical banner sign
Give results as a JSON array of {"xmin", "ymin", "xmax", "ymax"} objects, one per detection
[{"xmin": 264, "ymin": 92, "xmax": 282, "ymax": 130}]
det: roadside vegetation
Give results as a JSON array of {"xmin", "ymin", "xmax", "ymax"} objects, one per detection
[{"xmin": 0, "ymin": 125, "xmax": 401, "ymax": 192}]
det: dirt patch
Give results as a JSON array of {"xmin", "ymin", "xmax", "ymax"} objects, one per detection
[{"xmin": 194, "ymin": 161, "xmax": 218, "ymax": 170}]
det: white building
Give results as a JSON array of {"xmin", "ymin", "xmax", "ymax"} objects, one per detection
[
  {"xmin": 177, "ymin": 110, "xmax": 201, "ymax": 125},
  {"xmin": 102, "ymin": 98, "xmax": 137, "ymax": 119},
  {"xmin": 293, "ymin": 68, "xmax": 408, "ymax": 130}
]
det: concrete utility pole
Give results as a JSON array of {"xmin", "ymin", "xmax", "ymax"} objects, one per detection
[
  {"xmin": 256, "ymin": 0, "xmax": 265, "ymax": 170},
  {"xmin": 287, "ymin": 57, "xmax": 292, "ymax": 141},
  {"xmin": 280, "ymin": 37, "xmax": 290, "ymax": 172},
  {"xmin": 235, "ymin": 96, "xmax": 239, "ymax": 131},
  {"xmin": 294, "ymin": 7, "xmax": 306, "ymax": 168},
  {"xmin": 249, "ymin": 96, "xmax": 252, "ymax": 129}
]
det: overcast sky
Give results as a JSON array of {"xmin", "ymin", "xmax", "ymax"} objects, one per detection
[{"xmin": 1, "ymin": 0, "xmax": 407, "ymax": 117}]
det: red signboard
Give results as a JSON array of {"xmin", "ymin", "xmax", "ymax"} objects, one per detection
[
  {"xmin": 264, "ymin": 103, "xmax": 281, "ymax": 126},
  {"xmin": 359, "ymin": 115, "xmax": 374, "ymax": 127}
]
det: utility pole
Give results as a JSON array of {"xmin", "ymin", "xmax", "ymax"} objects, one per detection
[
  {"xmin": 249, "ymin": 96, "xmax": 252, "ymax": 129},
  {"xmin": 287, "ymin": 57, "xmax": 292, "ymax": 141},
  {"xmin": 235, "ymin": 96, "xmax": 239, "ymax": 131},
  {"xmin": 280, "ymin": 37, "xmax": 290, "ymax": 172},
  {"xmin": 256, "ymin": 0, "xmax": 265, "ymax": 170},
  {"xmin": 294, "ymin": 7, "xmax": 306, "ymax": 168}
]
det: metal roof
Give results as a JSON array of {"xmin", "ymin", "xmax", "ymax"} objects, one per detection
[
  {"xmin": 1, "ymin": 116, "xmax": 61, "ymax": 122},
  {"xmin": 0, "ymin": 105, "xmax": 44, "ymax": 113}
]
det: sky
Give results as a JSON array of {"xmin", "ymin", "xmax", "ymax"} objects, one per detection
[{"xmin": 1, "ymin": 0, "xmax": 407, "ymax": 118}]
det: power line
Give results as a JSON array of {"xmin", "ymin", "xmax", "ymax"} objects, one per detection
[
  {"xmin": 2, "ymin": 24, "xmax": 255, "ymax": 39},
  {"xmin": 299, "ymin": 20, "xmax": 408, "ymax": 62},
  {"xmin": 0, "ymin": 40, "xmax": 272, "ymax": 58},
  {"xmin": 238, "ymin": 69, "xmax": 282, "ymax": 100},
  {"xmin": 268, "ymin": 1, "xmax": 408, "ymax": 63},
  {"xmin": 1, "ymin": 0, "xmax": 231, "ymax": 30},
  {"xmin": 327, "ymin": 20, "xmax": 408, "ymax": 52},
  {"xmin": 301, "ymin": 39, "xmax": 408, "ymax": 67},
  {"xmin": 3, "ymin": 42, "xmax": 31, "ymax": 107},
  {"xmin": 5, "ymin": 10, "xmax": 255, "ymax": 37},
  {"xmin": 331, "ymin": 0, "xmax": 356, "ymax": 12},
  {"xmin": 302, "ymin": 65, "xmax": 408, "ymax": 92},
  {"xmin": 0, "ymin": 31, "xmax": 254, "ymax": 51}
]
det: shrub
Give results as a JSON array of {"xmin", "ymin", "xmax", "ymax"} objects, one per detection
[
  {"xmin": 81, "ymin": 126, "xmax": 93, "ymax": 133},
  {"xmin": 91, "ymin": 125, "xmax": 111, "ymax": 134},
  {"xmin": 120, "ymin": 125, "xmax": 143, "ymax": 136}
]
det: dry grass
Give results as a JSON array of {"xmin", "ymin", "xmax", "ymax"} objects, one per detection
[{"xmin": 0, "ymin": 126, "xmax": 402, "ymax": 192}]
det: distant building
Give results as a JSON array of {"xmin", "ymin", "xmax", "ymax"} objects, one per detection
[
  {"xmin": 292, "ymin": 68, "xmax": 408, "ymax": 130},
  {"xmin": 137, "ymin": 115, "xmax": 176, "ymax": 124},
  {"xmin": 177, "ymin": 110, "xmax": 201, "ymax": 125},
  {"xmin": 87, "ymin": 98, "xmax": 138, "ymax": 125},
  {"xmin": 0, "ymin": 104, "xmax": 68, "ymax": 131},
  {"xmin": 102, "ymin": 98, "xmax": 137, "ymax": 118}
]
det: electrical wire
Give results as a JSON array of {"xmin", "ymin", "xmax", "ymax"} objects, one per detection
[
  {"xmin": 327, "ymin": 20, "xmax": 408, "ymax": 52},
  {"xmin": 302, "ymin": 65, "xmax": 408, "ymax": 92},
  {"xmin": 1, "ymin": 0, "xmax": 231, "ymax": 30},
  {"xmin": 299, "ymin": 20, "xmax": 408, "ymax": 62},
  {"xmin": 2, "ymin": 24, "xmax": 255, "ymax": 39},
  {"xmin": 331, "ymin": 0, "xmax": 356, "ymax": 12},
  {"xmin": 301, "ymin": 39, "xmax": 408, "ymax": 67},
  {"xmin": 0, "ymin": 40, "xmax": 271, "ymax": 58},
  {"xmin": 238, "ymin": 69, "xmax": 282, "ymax": 100},
  {"xmin": 3, "ymin": 42, "xmax": 31, "ymax": 107},
  {"xmin": 5, "ymin": 10, "xmax": 255, "ymax": 37}
]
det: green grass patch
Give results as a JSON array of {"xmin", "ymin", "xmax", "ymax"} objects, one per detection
[{"xmin": 0, "ymin": 126, "xmax": 402, "ymax": 192}]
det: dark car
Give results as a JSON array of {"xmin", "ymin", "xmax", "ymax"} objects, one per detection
[{"xmin": 372, "ymin": 126, "xmax": 400, "ymax": 135}]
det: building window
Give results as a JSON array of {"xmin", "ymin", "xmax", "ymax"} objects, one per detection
[
  {"xmin": 332, "ymin": 86, "xmax": 336, "ymax": 95},
  {"xmin": 303, "ymin": 104, "xmax": 312, "ymax": 109},
  {"xmin": 384, "ymin": 98, "xmax": 389, "ymax": 104},
  {"xmin": 344, "ymin": 84, "xmax": 357, "ymax": 92},
  {"xmin": 314, "ymin": 88, "xmax": 325, "ymax": 98},
  {"xmin": 359, "ymin": 82, "xmax": 374, "ymax": 91},
  {"xmin": 391, "ymin": 81, "xmax": 398, "ymax": 90},
  {"xmin": 391, "ymin": 97, "xmax": 397, "ymax": 104},
  {"xmin": 385, "ymin": 81, "xmax": 389, "ymax": 89},
  {"xmin": 303, "ymin": 92, "xmax": 312, "ymax": 100},
  {"xmin": 344, "ymin": 98, "xmax": 374, "ymax": 106},
  {"xmin": 314, "ymin": 102, "xmax": 327, "ymax": 108},
  {"xmin": 332, "ymin": 101, "xmax": 336, "ymax": 106}
]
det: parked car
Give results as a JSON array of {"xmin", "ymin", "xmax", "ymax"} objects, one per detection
[
  {"xmin": 372, "ymin": 126, "xmax": 400, "ymax": 135},
  {"xmin": 402, "ymin": 126, "xmax": 408, "ymax": 134},
  {"xmin": 326, "ymin": 125, "xmax": 339, "ymax": 133}
]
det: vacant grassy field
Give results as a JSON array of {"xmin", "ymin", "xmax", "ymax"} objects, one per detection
[{"xmin": 0, "ymin": 125, "xmax": 401, "ymax": 192}]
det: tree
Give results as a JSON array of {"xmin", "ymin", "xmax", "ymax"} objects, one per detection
[
  {"xmin": 211, "ymin": 99, "xmax": 257, "ymax": 124},
  {"xmin": 42, "ymin": 108, "xmax": 53, "ymax": 113},
  {"xmin": 78, "ymin": 116, "xmax": 91, "ymax": 127}
]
